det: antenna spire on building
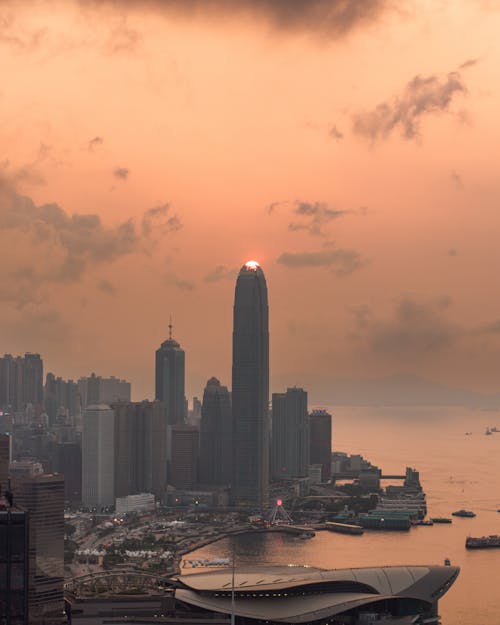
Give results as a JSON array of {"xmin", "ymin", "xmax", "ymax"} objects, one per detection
[{"xmin": 169, "ymin": 314, "xmax": 173, "ymax": 340}]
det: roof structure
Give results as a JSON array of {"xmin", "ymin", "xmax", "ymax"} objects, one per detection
[{"xmin": 175, "ymin": 564, "xmax": 460, "ymax": 624}]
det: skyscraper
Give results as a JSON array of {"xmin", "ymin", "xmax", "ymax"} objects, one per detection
[
  {"xmin": 155, "ymin": 323, "xmax": 186, "ymax": 426},
  {"xmin": 170, "ymin": 425, "xmax": 199, "ymax": 490},
  {"xmin": 309, "ymin": 409, "xmax": 332, "ymax": 482},
  {"xmin": 82, "ymin": 405, "xmax": 115, "ymax": 508},
  {"xmin": 271, "ymin": 387, "xmax": 309, "ymax": 480},
  {"xmin": 23, "ymin": 353, "xmax": 44, "ymax": 409},
  {"xmin": 0, "ymin": 496, "xmax": 29, "ymax": 625},
  {"xmin": 11, "ymin": 468, "xmax": 64, "ymax": 625},
  {"xmin": 199, "ymin": 377, "xmax": 232, "ymax": 486},
  {"xmin": 0, "ymin": 432, "xmax": 11, "ymax": 492},
  {"xmin": 112, "ymin": 401, "xmax": 167, "ymax": 502},
  {"xmin": 231, "ymin": 261, "xmax": 270, "ymax": 508}
]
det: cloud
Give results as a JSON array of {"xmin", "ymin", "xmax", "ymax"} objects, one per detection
[
  {"xmin": 97, "ymin": 279, "xmax": 117, "ymax": 295},
  {"xmin": 141, "ymin": 203, "xmax": 183, "ymax": 237},
  {"xmin": 352, "ymin": 70, "xmax": 467, "ymax": 142},
  {"xmin": 88, "ymin": 136, "xmax": 104, "ymax": 151},
  {"xmin": 451, "ymin": 169, "xmax": 463, "ymax": 189},
  {"xmin": 88, "ymin": 0, "xmax": 392, "ymax": 38},
  {"xmin": 113, "ymin": 166, "xmax": 129, "ymax": 180},
  {"xmin": 0, "ymin": 175, "xmax": 180, "ymax": 306},
  {"xmin": 352, "ymin": 295, "xmax": 458, "ymax": 358},
  {"xmin": 269, "ymin": 200, "xmax": 357, "ymax": 236},
  {"xmin": 277, "ymin": 247, "xmax": 364, "ymax": 276},
  {"xmin": 0, "ymin": 12, "xmax": 46, "ymax": 53},
  {"xmin": 459, "ymin": 58, "xmax": 478, "ymax": 70},
  {"xmin": 204, "ymin": 264, "xmax": 238, "ymax": 282},
  {"xmin": 474, "ymin": 319, "xmax": 500, "ymax": 335},
  {"xmin": 165, "ymin": 273, "xmax": 196, "ymax": 292},
  {"xmin": 329, "ymin": 125, "xmax": 344, "ymax": 140}
]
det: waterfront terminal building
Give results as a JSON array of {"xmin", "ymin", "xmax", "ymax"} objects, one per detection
[{"xmin": 65, "ymin": 564, "xmax": 459, "ymax": 625}]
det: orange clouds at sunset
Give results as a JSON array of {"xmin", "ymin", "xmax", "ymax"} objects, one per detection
[{"xmin": 2, "ymin": 0, "xmax": 500, "ymax": 402}]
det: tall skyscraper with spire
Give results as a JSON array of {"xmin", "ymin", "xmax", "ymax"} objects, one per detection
[
  {"xmin": 155, "ymin": 320, "xmax": 186, "ymax": 425},
  {"xmin": 231, "ymin": 260, "xmax": 269, "ymax": 508}
]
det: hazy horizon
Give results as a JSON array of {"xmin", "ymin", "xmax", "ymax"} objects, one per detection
[{"xmin": 2, "ymin": 1, "xmax": 500, "ymax": 403}]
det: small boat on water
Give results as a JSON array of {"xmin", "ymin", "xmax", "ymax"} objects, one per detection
[
  {"xmin": 431, "ymin": 517, "xmax": 452, "ymax": 524},
  {"xmin": 452, "ymin": 509, "xmax": 476, "ymax": 518},
  {"xmin": 413, "ymin": 519, "xmax": 434, "ymax": 526},
  {"xmin": 466, "ymin": 535, "xmax": 500, "ymax": 549},
  {"xmin": 485, "ymin": 427, "xmax": 492, "ymax": 435}
]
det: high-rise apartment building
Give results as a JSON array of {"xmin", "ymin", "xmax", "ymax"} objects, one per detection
[
  {"xmin": 0, "ymin": 496, "xmax": 30, "ymax": 625},
  {"xmin": 44, "ymin": 374, "xmax": 80, "ymax": 425},
  {"xmin": 309, "ymin": 409, "xmax": 332, "ymax": 482},
  {"xmin": 82, "ymin": 405, "xmax": 115, "ymax": 508},
  {"xmin": 78, "ymin": 374, "xmax": 130, "ymax": 410},
  {"xmin": 271, "ymin": 387, "xmax": 309, "ymax": 480},
  {"xmin": 23, "ymin": 354, "xmax": 44, "ymax": 409},
  {"xmin": 112, "ymin": 401, "xmax": 167, "ymax": 502},
  {"xmin": 0, "ymin": 353, "xmax": 43, "ymax": 412},
  {"xmin": 199, "ymin": 378, "xmax": 232, "ymax": 486},
  {"xmin": 54, "ymin": 442, "xmax": 82, "ymax": 505},
  {"xmin": 231, "ymin": 261, "xmax": 270, "ymax": 508},
  {"xmin": 155, "ymin": 324, "xmax": 186, "ymax": 425},
  {"xmin": 11, "ymin": 469, "xmax": 64, "ymax": 625},
  {"xmin": 170, "ymin": 425, "xmax": 199, "ymax": 490},
  {"xmin": 0, "ymin": 432, "xmax": 11, "ymax": 492}
]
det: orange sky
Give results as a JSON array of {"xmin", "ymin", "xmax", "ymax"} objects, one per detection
[{"xmin": 2, "ymin": 0, "xmax": 500, "ymax": 402}]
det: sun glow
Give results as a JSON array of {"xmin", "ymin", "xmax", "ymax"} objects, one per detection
[{"xmin": 245, "ymin": 260, "xmax": 260, "ymax": 271}]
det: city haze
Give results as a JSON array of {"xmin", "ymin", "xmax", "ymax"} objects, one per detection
[{"xmin": 2, "ymin": 1, "xmax": 500, "ymax": 404}]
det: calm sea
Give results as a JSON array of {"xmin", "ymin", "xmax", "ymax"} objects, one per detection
[{"xmin": 183, "ymin": 406, "xmax": 500, "ymax": 625}]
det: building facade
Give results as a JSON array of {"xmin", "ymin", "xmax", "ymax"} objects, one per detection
[
  {"xmin": 0, "ymin": 499, "xmax": 30, "ymax": 625},
  {"xmin": 78, "ymin": 374, "xmax": 130, "ymax": 410},
  {"xmin": 82, "ymin": 405, "xmax": 115, "ymax": 508},
  {"xmin": 309, "ymin": 409, "xmax": 332, "ymax": 482},
  {"xmin": 155, "ymin": 327, "xmax": 186, "ymax": 426},
  {"xmin": 170, "ymin": 425, "xmax": 199, "ymax": 490},
  {"xmin": 231, "ymin": 261, "xmax": 270, "ymax": 508},
  {"xmin": 11, "ymin": 471, "xmax": 64, "ymax": 625},
  {"xmin": 271, "ymin": 387, "xmax": 309, "ymax": 480},
  {"xmin": 199, "ymin": 378, "xmax": 232, "ymax": 486},
  {"xmin": 112, "ymin": 401, "xmax": 167, "ymax": 502}
]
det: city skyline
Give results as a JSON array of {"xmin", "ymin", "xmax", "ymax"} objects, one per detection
[{"xmin": 2, "ymin": 1, "xmax": 500, "ymax": 405}]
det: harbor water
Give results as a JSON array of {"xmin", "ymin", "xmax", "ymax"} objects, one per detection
[{"xmin": 183, "ymin": 406, "xmax": 500, "ymax": 625}]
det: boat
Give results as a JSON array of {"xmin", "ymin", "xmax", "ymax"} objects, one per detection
[
  {"xmin": 431, "ymin": 517, "xmax": 452, "ymax": 523},
  {"xmin": 325, "ymin": 521, "xmax": 364, "ymax": 535},
  {"xmin": 491, "ymin": 426, "xmax": 499, "ymax": 432},
  {"xmin": 452, "ymin": 509, "xmax": 476, "ymax": 518},
  {"xmin": 485, "ymin": 427, "xmax": 492, "ymax": 435},
  {"xmin": 466, "ymin": 535, "xmax": 500, "ymax": 549},
  {"xmin": 413, "ymin": 519, "xmax": 434, "ymax": 526}
]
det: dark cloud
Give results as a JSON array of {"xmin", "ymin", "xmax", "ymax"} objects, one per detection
[
  {"xmin": 141, "ymin": 203, "xmax": 183, "ymax": 237},
  {"xmin": 269, "ymin": 200, "xmax": 356, "ymax": 236},
  {"xmin": 352, "ymin": 71, "xmax": 467, "ymax": 142},
  {"xmin": 459, "ymin": 58, "xmax": 479, "ymax": 70},
  {"xmin": 204, "ymin": 264, "xmax": 238, "ymax": 282},
  {"xmin": 88, "ymin": 0, "xmax": 392, "ymax": 38},
  {"xmin": 329, "ymin": 125, "xmax": 344, "ymax": 140},
  {"xmin": 353, "ymin": 296, "xmax": 458, "ymax": 358},
  {"xmin": 0, "ymin": 175, "xmax": 180, "ymax": 306},
  {"xmin": 474, "ymin": 319, "xmax": 500, "ymax": 335},
  {"xmin": 165, "ymin": 273, "xmax": 196, "ymax": 292},
  {"xmin": 113, "ymin": 166, "xmax": 129, "ymax": 180},
  {"xmin": 88, "ymin": 136, "xmax": 104, "ymax": 151},
  {"xmin": 97, "ymin": 279, "xmax": 117, "ymax": 295},
  {"xmin": 451, "ymin": 169, "xmax": 463, "ymax": 189},
  {"xmin": 277, "ymin": 247, "xmax": 364, "ymax": 276}
]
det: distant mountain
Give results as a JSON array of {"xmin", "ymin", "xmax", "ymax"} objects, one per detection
[{"xmin": 271, "ymin": 373, "xmax": 500, "ymax": 407}]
